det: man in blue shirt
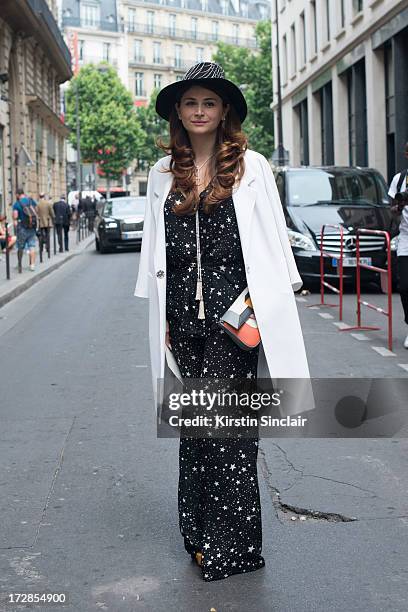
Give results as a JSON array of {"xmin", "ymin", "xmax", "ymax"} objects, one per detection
[{"xmin": 12, "ymin": 188, "xmax": 38, "ymax": 273}]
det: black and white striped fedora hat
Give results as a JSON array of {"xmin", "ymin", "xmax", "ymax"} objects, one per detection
[{"xmin": 155, "ymin": 61, "xmax": 247, "ymax": 123}]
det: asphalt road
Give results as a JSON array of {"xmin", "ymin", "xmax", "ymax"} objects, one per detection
[{"xmin": 0, "ymin": 246, "xmax": 407, "ymax": 611}]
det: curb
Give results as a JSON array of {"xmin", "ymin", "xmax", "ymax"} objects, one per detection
[{"xmin": 0, "ymin": 236, "xmax": 94, "ymax": 309}]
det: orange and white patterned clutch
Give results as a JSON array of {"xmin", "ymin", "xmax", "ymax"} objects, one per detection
[{"xmin": 218, "ymin": 287, "xmax": 261, "ymax": 351}]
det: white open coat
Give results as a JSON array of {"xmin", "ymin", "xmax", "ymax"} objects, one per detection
[{"xmin": 134, "ymin": 149, "xmax": 311, "ymax": 412}]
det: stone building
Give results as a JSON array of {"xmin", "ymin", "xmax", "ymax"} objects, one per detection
[
  {"xmin": 61, "ymin": 0, "xmax": 269, "ymax": 196},
  {"xmin": 0, "ymin": 0, "xmax": 72, "ymax": 219},
  {"xmin": 271, "ymin": 0, "xmax": 408, "ymax": 183}
]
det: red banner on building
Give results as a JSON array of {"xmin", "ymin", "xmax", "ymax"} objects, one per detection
[{"xmin": 67, "ymin": 31, "xmax": 79, "ymax": 76}]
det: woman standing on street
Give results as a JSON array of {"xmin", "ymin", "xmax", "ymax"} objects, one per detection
[{"xmin": 134, "ymin": 62, "xmax": 310, "ymax": 582}]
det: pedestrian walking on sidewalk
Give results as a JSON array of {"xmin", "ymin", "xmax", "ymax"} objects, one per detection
[
  {"xmin": 53, "ymin": 195, "xmax": 71, "ymax": 252},
  {"xmin": 12, "ymin": 188, "xmax": 38, "ymax": 272},
  {"xmin": 134, "ymin": 62, "xmax": 310, "ymax": 582},
  {"xmin": 389, "ymin": 141, "xmax": 408, "ymax": 349},
  {"xmin": 37, "ymin": 193, "xmax": 55, "ymax": 256}
]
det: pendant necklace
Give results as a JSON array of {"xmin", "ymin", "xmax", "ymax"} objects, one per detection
[{"xmin": 193, "ymin": 152, "xmax": 215, "ymax": 320}]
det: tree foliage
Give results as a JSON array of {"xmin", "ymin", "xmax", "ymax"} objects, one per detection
[
  {"xmin": 135, "ymin": 90, "xmax": 169, "ymax": 174},
  {"xmin": 213, "ymin": 20, "xmax": 274, "ymax": 158},
  {"xmin": 65, "ymin": 64, "xmax": 145, "ymax": 182}
]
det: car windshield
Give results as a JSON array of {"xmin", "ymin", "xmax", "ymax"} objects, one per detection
[
  {"xmin": 287, "ymin": 169, "xmax": 389, "ymax": 207},
  {"xmin": 104, "ymin": 198, "xmax": 146, "ymax": 217}
]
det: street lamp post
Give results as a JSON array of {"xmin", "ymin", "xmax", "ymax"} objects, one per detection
[{"xmin": 272, "ymin": 0, "xmax": 289, "ymax": 167}]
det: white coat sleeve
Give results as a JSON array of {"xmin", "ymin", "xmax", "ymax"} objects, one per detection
[
  {"xmin": 134, "ymin": 168, "xmax": 154, "ymax": 298},
  {"xmin": 258, "ymin": 154, "xmax": 303, "ymax": 292}
]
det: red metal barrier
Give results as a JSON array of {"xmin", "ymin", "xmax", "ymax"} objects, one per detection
[
  {"xmin": 308, "ymin": 224, "xmax": 344, "ymax": 321},
  {"xmin": 341, "ymin": 229, "xmax": 393, "ymax": 351}
]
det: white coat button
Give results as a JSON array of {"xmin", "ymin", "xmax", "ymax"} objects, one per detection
[{"xmin": 156, "ymin": 270, "xmax": 165, "ymax": 278}]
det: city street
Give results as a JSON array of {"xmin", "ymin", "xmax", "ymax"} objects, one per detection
[{"xmin": 0, "ymin": 247, "xmax": 407, "ymax": 611}]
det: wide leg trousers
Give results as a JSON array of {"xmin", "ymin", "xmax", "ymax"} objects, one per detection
[{"xmin": 168, "ymin": 320, "xmax": 265, "ymax": 582}]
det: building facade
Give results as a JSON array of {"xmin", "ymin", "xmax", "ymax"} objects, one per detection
[
  {"xmin": 121, "ymin": 0, "xmax": 268, "ymax": 106},
  {"xmin": 271, "ymin": 0, "xmax": 408, "ymax": 183},
  {"xmin": 0, "ymin": 0, "xmax": 72, "ymax": 218},
  {"xmin": 61, "ymin": 0, "xmax": 269, "ymax": 195}
]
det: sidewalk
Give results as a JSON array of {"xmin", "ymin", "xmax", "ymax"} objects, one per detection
[{"xmin": 0, "ymin": 227, "xmax": 95, "ymax": 308}]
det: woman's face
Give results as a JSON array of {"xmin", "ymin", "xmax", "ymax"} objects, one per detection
[{"xmin": 176, "ymin": 86, "xmax": 228, "ymax": 137}]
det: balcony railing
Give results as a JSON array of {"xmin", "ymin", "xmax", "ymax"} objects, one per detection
[
  {"xmin": 79, "ymin": 56, "xmax": 118, "ymax": 67},
  {"xmin": 62, "ymin": 16, "xmax": 124, "ymax": 32},
  {"xmin": 28, "ymin": 0, "xmax": 71, "ymax": 67},
  {"xmin": 126, "ymin": 22, "xmax": 258, "ymax": 48}
]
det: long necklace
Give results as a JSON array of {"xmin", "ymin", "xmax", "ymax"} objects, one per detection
[{"xmin": 193, "ymin": 152, "xmax": 215, "ymax": 320}]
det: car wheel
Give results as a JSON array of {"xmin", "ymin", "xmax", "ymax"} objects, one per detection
[
  {"xmin": 95, "ymin": 237, "xmax": 100, "ymax": 251},
  {"xmin": 99, "ymin": 241, "xmax": 110, "ymax": 254}
]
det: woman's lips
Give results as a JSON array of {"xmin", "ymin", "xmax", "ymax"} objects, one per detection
[{"xmin": 191, "ymin": 121, "xmax": 208, "ymax": 125}]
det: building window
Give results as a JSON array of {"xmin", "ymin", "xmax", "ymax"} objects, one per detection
[
  {"xmin": 353, "ymin": 0, "xmax": 363, "ymax": 14},
  {"xmin": 384, "ymin": 41, "xmax": 395, "ymax": 182},
  {"xmin": 347, "ymin": 59, "xmax": 367, "ymax": 166},
  {"xmin": 135, "ymin": 72, "xmax": 144, "ymax": 96},
  {"xmin": 128, "ymin": 8, "xmax": 136, "ymax": 32},
  {"xmin": 300, "ymin": 12, "xmax": 306, "ymax": 65},
  {"xmin": 154, "ymin": 73, "xmax": 162, "ymax": 89},
  {"xmin": 320, "ymin": 82, "xmax": 334, "ymax": 164},
  {"xmin": 212, "ymin": 21, "xmax": 219, "ymax": 41},
  {"xmin": 79, "ymin": 40, "xmax": 85, "ymax": 61},
  {"xmin": 232, "ymin": 24, "xmax": 239, "ymax": 45},
  {"xmin": 80, "ymin": 2, "xmax": 100, "ymax": 27},
  {"xmin": 201, "ymin": 0, "xmax": 208, "ymax": 10},
  {"xmin": 290, "ymin": 23, "xmax": 297, "ymax": 75},
  {"xmin": 169, "ymin": 14, "xmax": 176, "ymax": 37},
  {"xmin": 298, "ymin": 99, "xmax": 309, "ymax": 165},
  {"xmin": 241, "ymin": 1, "xmax": 248, "ymax": 17},
  {"xmin": 174, "ymin": 44, "xmax": 182, "ymax": 68},
  {"xmin": 134, "ymin": 40, "xmax": 143, "ymax": 62},
  {"xmin": 310, "ymin": 0, "xmax": 317, "ymax": 55},
  {"xmin": 196, "ymin": 47, "xmax": 204, "ymax": 62},
  {"xmin": 147, "ymin": 11, "xmax": 154, "ymax": 34},
  {"xmin": 191, "ymin": 17, "xmax": 198, "ymax": 40},
  {"xmin": 282, "ymin": 34, "xmax": 288, "ymax": 84},
  {"xmin": 102, "ymin": 43, "xmax": 110, "ymax": 62},
  {"xmin": 221, "ymin": 0, "xmax": 228, "ymax": 15},
  {"xmin": 153, "ymin": 41, "xmax": 162, "ymax": 63},
  {"xmin": 325, "ymin": 0, "xmax": 331, "ymax": 41},
  {"xmin": 340, "ymin": 0, "xmax": 345, "ymax": 29}
]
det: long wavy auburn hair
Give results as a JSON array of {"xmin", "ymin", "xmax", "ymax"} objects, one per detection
[{"xmin": 158, "ymin": 100, "xmax": 248, "ymax": 216}]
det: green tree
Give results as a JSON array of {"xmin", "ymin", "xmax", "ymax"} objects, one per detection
[
  {"xmin": 135, "ymin": 89, "xmax": 169, "ymax": 174},
  {"xmin": 213, "ymin": 20, "xmax": 273, "ymax": 158},
  {"xmin": 65, "ymin": 64, "xmax": 145, "ymax": 196}
]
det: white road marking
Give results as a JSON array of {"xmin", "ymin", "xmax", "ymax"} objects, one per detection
[
  {"xmin": 296, "ymin": 297, "xmax": 307, "ymax": 302},
  {"xmin": 397, "ymin": 364, "xmax": 408, "ymax": 373},
  {"xmin": 318, "ymin": 312, "xmax": 334, "ymax": 319},
  {"xmin": 308, "ymin": 306, "xmax": 320, "ymax": 310},
  {"xmin": 371, "ymin": 346, "xmax": 396, "ymax": 357},
  {"xmin": 135, "ymin": 365, "xmax": 148, "ymax": 368},
  {"xmin": 350, "ymin": 333, "xmax": 369, "ymax": 341},
  {"xmin": 332, "ymin": 322, "xmax": 349, "ymax": 329}
]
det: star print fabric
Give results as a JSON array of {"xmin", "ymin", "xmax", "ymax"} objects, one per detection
[
  {"xmin": 165, "ymin": 188, "xmax": 248, "ymax": 337},
  {"xmin": 168, "ymin": 324, "xmax": 265, "ymax": 582},
  {"xmin": 164, "ymin": 190, "xmax": 265, "ymax": 582}
]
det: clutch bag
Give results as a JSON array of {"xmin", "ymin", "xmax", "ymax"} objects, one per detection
[{"xmin": 218, "ymin": 287, "xmax": 261, "ymax": 351}]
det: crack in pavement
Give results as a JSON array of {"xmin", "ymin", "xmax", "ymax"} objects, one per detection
[
  {"xmin": 259, "ymin": 444, "xmax": 360, "ymax": 523},
  {"xmin": 0, "ymin": 416, "xmax": 77, "ymax": 552}
]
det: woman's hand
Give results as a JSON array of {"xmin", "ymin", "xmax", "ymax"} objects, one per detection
[{"xmin": 165, "ymin": 319, "xmax": 172, "ymax": 350}]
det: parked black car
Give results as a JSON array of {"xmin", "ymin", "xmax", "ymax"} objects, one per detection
[
  {"xmin": 94, "ymin": 196, "xmax": 146, "ymax": 253},
  {"xmin": 273, "ymin": 166, "xmax": 399, "ymax": 286}
]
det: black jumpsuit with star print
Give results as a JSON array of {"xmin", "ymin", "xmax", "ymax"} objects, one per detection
[{"xmin": 164, "ymin": 187, "xmax": 265, "ymax": 582}]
